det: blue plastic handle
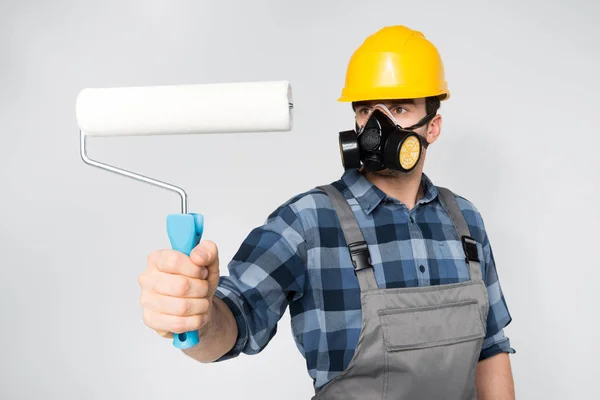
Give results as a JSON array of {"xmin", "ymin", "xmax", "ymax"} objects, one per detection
[{"xmin": 166, "ymin": 212, "xmax": 204, "ymax": 349}]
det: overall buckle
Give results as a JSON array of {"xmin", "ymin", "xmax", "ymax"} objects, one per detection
[
  {"xmin": 461, "ymin": 236, "xmax": 479, "ymax": 263},
  {"xmin": 348, "ymin": 241, "xmax": 372, "ymax": 274}
]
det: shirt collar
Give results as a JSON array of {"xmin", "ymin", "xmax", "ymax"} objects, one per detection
[{"xmin": 340, "ymin": 169, "xmax": 439, "ymax": 215}]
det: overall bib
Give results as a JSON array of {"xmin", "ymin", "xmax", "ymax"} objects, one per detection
[{"xmin": 312, "ymin": 185, "xmax": 489, "ymax": 400}]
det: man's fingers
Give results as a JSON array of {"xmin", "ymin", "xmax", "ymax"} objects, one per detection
[
  {"xmin": 142, "ymin": 244, "xmax": 218, "ymax": 339},
  {"xmin": 141, "ymin": 271, "xmax": 209, "ymax": 298},
  {"xmin": 140, "ymin": 292, "xmax": 211, "ymax": 317},
  {"xmin": 155, "ymin": 330, "xmax": 173, "ymax": 339},
  {"xmin": 149, "ymin": 249, "xmax": 207, "ymax": 279},
  {"xmin": 142, "ymin": 309, "xmax": 207, "ymax": 334}
]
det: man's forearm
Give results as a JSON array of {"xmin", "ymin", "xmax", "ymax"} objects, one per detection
[
  {"xmin": 182, "ymin": 296, "xmax": 238, "ymax": 363},
  {"xmin": 476, "ymin": 353, "xmax": 515, "ymax": 399}
]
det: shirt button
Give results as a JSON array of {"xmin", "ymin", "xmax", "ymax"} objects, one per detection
[{"xmin": 419, "ymin": 265, "xmax": 426, "ymax": 273}]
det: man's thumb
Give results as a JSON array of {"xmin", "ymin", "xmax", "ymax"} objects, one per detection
[{"xmin": 190, "ymin": 240, "xmax": 219, "ymax": 270}]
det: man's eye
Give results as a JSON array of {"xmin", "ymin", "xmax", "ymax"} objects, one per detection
[
  {"xmin": 358, "ymin": 108, "xmax": 371, "ymax": 115},
  {"xmin": 392, "ymin": 107, "xmax": 406, "ymax": 114}
]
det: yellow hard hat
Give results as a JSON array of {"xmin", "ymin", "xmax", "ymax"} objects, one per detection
[{"xmin": 338, "ymin": 25, "xmax": 450, "ymax": 102}]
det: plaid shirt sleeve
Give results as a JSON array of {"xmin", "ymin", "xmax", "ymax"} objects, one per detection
[
  {"xmin": 479, "ymin": 231, "xmax": 516, "ymax": 360},
  {"xmin": 461, "ymin": 198, "xmax": 516, "ymax": 361},
  {"xmin": 212, "ymin": 200, "xmax": 308, "ymax": 361}
]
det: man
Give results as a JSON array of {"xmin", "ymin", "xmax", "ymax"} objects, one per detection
[{"xmin": 138, "ymin": 25, "xmax": 516, "ymax": 399}]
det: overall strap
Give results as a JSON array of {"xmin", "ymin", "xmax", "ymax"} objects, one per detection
[
  {"xmin": 436, "ymin": 187, "xmax": 483, "ymax": 282},
  {"xmin": 316, "ymin": 185, "xmax": 378, "ymax": 291}
]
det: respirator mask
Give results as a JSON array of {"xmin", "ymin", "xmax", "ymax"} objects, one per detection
[{"xmin": 339, "ymin": 104, "xmax": 436, "ymax": 173}]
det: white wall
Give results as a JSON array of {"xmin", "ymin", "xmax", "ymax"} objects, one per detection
[{"xmin": 1, "ymin": 0, "xmax": 598, "ymax": 398}]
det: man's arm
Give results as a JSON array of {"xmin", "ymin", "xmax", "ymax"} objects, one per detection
[
  {"xmin": 191, "ymin": 201, "xmax": 308, "ymax": 363},
  {"xmin": 476, "ymin": 353, "xmax": 515, "ymax": 399},
  {"xmin": 458, "ymin": 197, "xmax": 516, "ymax": 397}
]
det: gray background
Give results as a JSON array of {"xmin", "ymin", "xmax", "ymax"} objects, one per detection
[{"xmin": 1, "ymin": 0, "xmax": 599, "ymax": 399}]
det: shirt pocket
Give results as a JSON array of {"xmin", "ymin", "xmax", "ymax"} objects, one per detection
[{"xmin": 428, "ymin": 239, "xmax": 472, "ymax": 281}]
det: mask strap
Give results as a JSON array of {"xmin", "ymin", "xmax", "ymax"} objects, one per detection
[
  {"xmin": 402, "ymin": 111, "xmax": 437, "ymax": 131},
  {"xmin": 418, "ymin": 133, "xmax": 430, "ymax": 149},
  {"xmin": 355, "ymin": 109, "xmax": 437, "ymax": 136}
]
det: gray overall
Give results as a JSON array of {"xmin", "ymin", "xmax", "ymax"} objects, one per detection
[{"xmin": 312, "ymin": 184, "xmax": 489, "ymax": 400}]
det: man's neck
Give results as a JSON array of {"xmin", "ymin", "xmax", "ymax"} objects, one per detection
[{"xmin": 362, "ymin": 169, "xmax": 424, "ymax": 210}]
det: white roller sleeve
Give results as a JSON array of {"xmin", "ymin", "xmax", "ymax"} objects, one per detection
[{"xmin": 75, "ymin": 80, "xmax": 293, "ymax": 136}]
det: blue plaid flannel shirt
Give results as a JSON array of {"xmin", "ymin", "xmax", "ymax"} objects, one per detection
[{"xmin": 214, "ymin": 169, "xmax": 515, "ymax": 389}]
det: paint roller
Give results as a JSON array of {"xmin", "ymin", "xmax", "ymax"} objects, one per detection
[{"xmin": 76, "ymin": 80, "xmax": 293, "ymax": 349}]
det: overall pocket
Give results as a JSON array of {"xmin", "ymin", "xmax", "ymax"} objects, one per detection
[
  {"xmin": 378, "ymin": 298, "xmax": 486, "ymax": 399},
  {"xmin": 379, "ymin": 299, "xmax": 485, "ymax": 351}
]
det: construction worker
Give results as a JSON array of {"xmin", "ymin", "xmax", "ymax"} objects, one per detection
[{"xmin": 138, "ymin": 25, "xmax": 516, "ymax": 399}]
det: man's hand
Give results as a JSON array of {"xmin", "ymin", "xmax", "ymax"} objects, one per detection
[{"xmin": 138, "ymin": 240, "xmax": 220, "ymax": 338}]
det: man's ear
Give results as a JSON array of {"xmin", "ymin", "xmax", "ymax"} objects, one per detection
[{"xmin": 425, "ymin": 114, "xmax": 442, "ymax": 144}]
